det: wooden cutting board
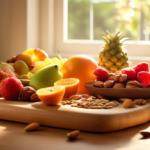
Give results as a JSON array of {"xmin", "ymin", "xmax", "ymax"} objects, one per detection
[{"xmin": 0, "ymin": 97, "xmax": 150, "ymax": 132}]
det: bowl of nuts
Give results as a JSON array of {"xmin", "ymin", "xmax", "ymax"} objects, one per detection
[{"xmin": 84, "ymin": 80, "xmax": 150, "ymax": 99}]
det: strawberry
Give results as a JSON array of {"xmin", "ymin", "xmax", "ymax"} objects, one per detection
[
  {"xmin": 121, "ymin": 68, "xmax": 136, "ymax": 80},
  {"xmin": 137, "ymin": 71, "xmax": 150, "ymax": 88},
  {"xmin": 93, "ymin": 67, "xmax": 109, "ymax": 82},
  {"xmin": 1, "ymin": 77, "xmax": 23, "ymax": 100},
  {"xmin": 133, "ymin": 62, "xmax": 149, "ymax": 74}
]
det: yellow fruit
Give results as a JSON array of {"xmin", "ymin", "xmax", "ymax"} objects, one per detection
[{"xmin": 15, "ymin": 53, "xmax": 33, "ymax": 69}]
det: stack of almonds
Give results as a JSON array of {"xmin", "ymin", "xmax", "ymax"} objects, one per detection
[
  {"xmin": 93, "ymin": 73, "xmax": 143, "ymax": 88},
  {"xmin": 93, "ymin": 62, "xmax": 150, "ymax": 88}
]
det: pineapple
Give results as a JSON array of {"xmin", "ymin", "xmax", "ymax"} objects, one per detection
[{"xmin": 98, "ymin": 30, "xmax": 129, "ymax": 73}]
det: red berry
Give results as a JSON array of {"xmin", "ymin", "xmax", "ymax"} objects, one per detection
[
  {"xmin": 137, "ymin": 71, "xmax": 150, "ymax": 88},
  {"xmin": 133, "ymin": 62, "xmax": 149, "ymax": 74},
  {"xmin": 1, "ymin": 77, "xmax": 23, "ymax": 100},
  {"xmin": 121, "ymin": 68, "xmax": 136, "ymax": 80},
  {"xmin": 93, "ymin": 67, "xmax": 109, "ymax": 82}
]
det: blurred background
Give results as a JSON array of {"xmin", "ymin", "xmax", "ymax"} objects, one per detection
[{"xmin": 0, "ymin": 0, "xmax": 150, "ymax": 65}]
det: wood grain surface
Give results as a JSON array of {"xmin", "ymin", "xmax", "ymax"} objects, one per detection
[{"xmin": 0, "ymin": 97, "xmax": 150, "ymax": 132}]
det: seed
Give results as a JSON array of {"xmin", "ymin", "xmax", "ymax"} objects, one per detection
[
  {"xmin": 67, "ymin": 130, "xmax": 80, "ymax": 140},
  {"xmin": 24, "ymin": 122, "xmax": 40, "ymax": 131}
]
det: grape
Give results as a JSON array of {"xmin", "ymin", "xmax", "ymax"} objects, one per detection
[
  {"xmin": 44, "ymin": 58, "xmax": 52, "ymax": 66},
  {"xmin": 32, "ymin": 61, "xmax": 46, "ymax": 74},
  {"xmin": 27, "ymin": 71, "xmax": 34, "ymax": 79},
  {"xmin": 13, "ymin": 60, "xmax": 29, "ymax": 75},
  {"xmin": 51, "ymin": 57, "xmax": 62, "ymax": 69}
]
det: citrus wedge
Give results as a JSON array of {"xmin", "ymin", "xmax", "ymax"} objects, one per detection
[
  {"xmin": 54, "ymin": 78, "xmax": 79, "ymax": 98},
  {"xmin": 36, "ymin": 86, "xmax": 65, "ymax": 105}
]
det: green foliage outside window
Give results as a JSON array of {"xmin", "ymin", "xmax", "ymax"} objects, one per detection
[{"xmin": 68, "ymin": 0, "xmax": 150, "ymax": 40}]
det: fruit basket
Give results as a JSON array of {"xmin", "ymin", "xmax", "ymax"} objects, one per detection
[{"xmin": 84, "ymin": 80, "xmax": 150, "ymax": 99}]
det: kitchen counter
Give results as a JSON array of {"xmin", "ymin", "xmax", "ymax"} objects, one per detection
[{"xmin": 0, "ymin": 120, "xmax": 150, "ymax": 150}]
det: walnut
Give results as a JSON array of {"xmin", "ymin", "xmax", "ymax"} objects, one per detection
[
  {"xmin": 19, "ymin": 86, "xmax": 36, "ymax": 101},
  {"xmin": 30, "ymin": 93, "xmax": 41, "ymax": 102},
  {"xmin": 134, "ymin": 99, "xmax": 146, "ymax": 105}
]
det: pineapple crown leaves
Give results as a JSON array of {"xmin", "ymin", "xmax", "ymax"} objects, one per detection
[{"xmin": 101, "ymin": 30, "xmax": 129, "ymax": 45}]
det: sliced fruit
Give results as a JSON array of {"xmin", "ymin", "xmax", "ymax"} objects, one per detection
[
  {"xmin": 54, "ymin": 78, "xmax": 79, "ymax": 98},
  {"xmin": 37, "ymin": 86, "xmax": 65, "ymax": 105}
]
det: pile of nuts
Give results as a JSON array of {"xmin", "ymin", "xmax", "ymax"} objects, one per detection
[
  {"xmin": 61, "ymin": 94, "xmax": 147, "ymax": 109},
  {"xmin": 93, "ymin": 73, "xmax": 143, "ymax": 88},
  {"xmin": 61, "ymin": 94, "xmax": 119, "ymax": 109}
]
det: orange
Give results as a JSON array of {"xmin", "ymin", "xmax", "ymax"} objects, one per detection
[
  {"xmin": 36, "ymin": 86, "xmax": 65, "ymax": 105},
  {"xmin": 60, "ymin": 55, "xmax": 98, "ymax": 94},
  {"xmin": 54, "ymin": 78, "xmax": 79, "ymax": 98}
]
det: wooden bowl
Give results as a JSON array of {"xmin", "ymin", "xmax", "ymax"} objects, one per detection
[{"xmin": 84, "ymin": 80, "xmax": 150, "ymax": 99}]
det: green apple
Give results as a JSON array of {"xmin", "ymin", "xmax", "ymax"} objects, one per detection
[
  {"xmin": 0, "ymin": 62, "xmax": 15, "ymax": 72},
  {"xmin": 29, "ymin": 64, "xmax": 63, "ymax": 90}
]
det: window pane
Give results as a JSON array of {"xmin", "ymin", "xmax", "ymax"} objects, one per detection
[
  {"xmin": 68, "ymin": 0, "xmax": 90, "ymax": 39},
  {"xmin": 67, "ymin": 0, "xmax": 150, "ymax": 41}
]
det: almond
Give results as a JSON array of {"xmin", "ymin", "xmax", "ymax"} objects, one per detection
[
  {"xmin": 119, "ymin": 74, "xmax": 127, "ymax": 82},
  {"xmin": 123, "ymin": 99, "xmax": 134, "ymax": 108},
  {"xmin": 113, "ymin": 83, "xmax": 125, "ymax": 88},
  {"xmin": 103, "ymin": 80, "xmax": 114, "ymax": 88},
  {"xmin": 69, "ymin": 95, "xmax": 82, "ymax": 100},
  {"xmin": 114, "ymin": 75, "xmax": 121, "ymax": 82},
  {"xmin": 67, "ymin": 130, "xmax": 80, "ymax": 140},
  {"xmin": 25, "ymin": 122, "xmax": 40, "ymax": 131},
  {"xmin": 93, "ymin": 81, "xmax": 104, "ymax": 88}
]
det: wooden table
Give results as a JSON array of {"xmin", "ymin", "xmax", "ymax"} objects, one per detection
[{"xmin": 0, "ymin": 120, "xmax": 150, "ymax": 150}]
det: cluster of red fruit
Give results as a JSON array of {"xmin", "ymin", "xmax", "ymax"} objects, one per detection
[{"xmin": 94, "ymin": 62, "xmax": 150, "ymax": 88}]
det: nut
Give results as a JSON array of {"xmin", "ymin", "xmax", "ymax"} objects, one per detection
[
  {"xmin": 19, "ymin": 79, "xmax": 30, "ymax": 86},
  {"xmin": 123, "ymin": 99, "xmax": 134, "ymax": 108},
  {"xmin": 30, "ymin": 93, "xmax": 41, "ymax": 102},
  {"xmin": 19, "ymin": 86, "xmax": 36, "ymax": 101},
  {"xmin": 118, "ymin": 98, "xmax": 131, "ymax": 103},
  {"xmin": 126, "ymin": 80, "xmax": 142, "ymax": 88},
  {"xmin": 81, "ymin": 94, "xmax": 90, "ymax": 98},
  {"xmin": 103, "ymin": 80, "xmax": 114, "ymax": 88},
  {"xmin": 67, "ymin": 130, "xmax": 80, "ymax": 140},
  {"xmin": 61, "ymin": 94, "xmax": 119, "ymax": 109},
  {"xmin": 93, "ymin": 81, "xmax": 103, "ymax": 88},
  {"xmin": 113, "ymin": 83, "xmax": 125, "ymax": 88},
  {"xmin": 69, "ymin": 95, "xmax": 82, "ymax": 100},
  {"xmin": 25, "ymin": 122, "xmax": 40, "ymax": 131},
  {"xmin": 114, "ymin": 75, "xmax": 121, "ymax": 82},
  {"xmin": 134, "ymin": 99, "xmax": 146, "ymax": 105},
  {"xmin": 119, "ymin": 74, "xmax": 127, "ymax": 82},
  {"xmin": 107, "ymin": 73, "xmax": 115, "ymax": 80}
]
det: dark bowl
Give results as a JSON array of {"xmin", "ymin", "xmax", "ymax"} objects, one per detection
[{"xmin": 84, "ymin": 80, "xmax": 150, "ymax": 99}]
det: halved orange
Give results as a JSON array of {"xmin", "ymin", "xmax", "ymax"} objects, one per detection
[
  {"xmin": 54, "ymin": 78, "xmax": 79, "ymax": 98},
  {"xmin": 36, "ymin": 86, "xmax": 65, "ymax": 105}
]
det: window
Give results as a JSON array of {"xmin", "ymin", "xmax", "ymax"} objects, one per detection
[
  {"xmin": 27, "ymin": 0, "xmax": 150, "ymax": 65},
  {"xmin": 67, "ymin": 0, "xmax": 150, "ymax": 41}
]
